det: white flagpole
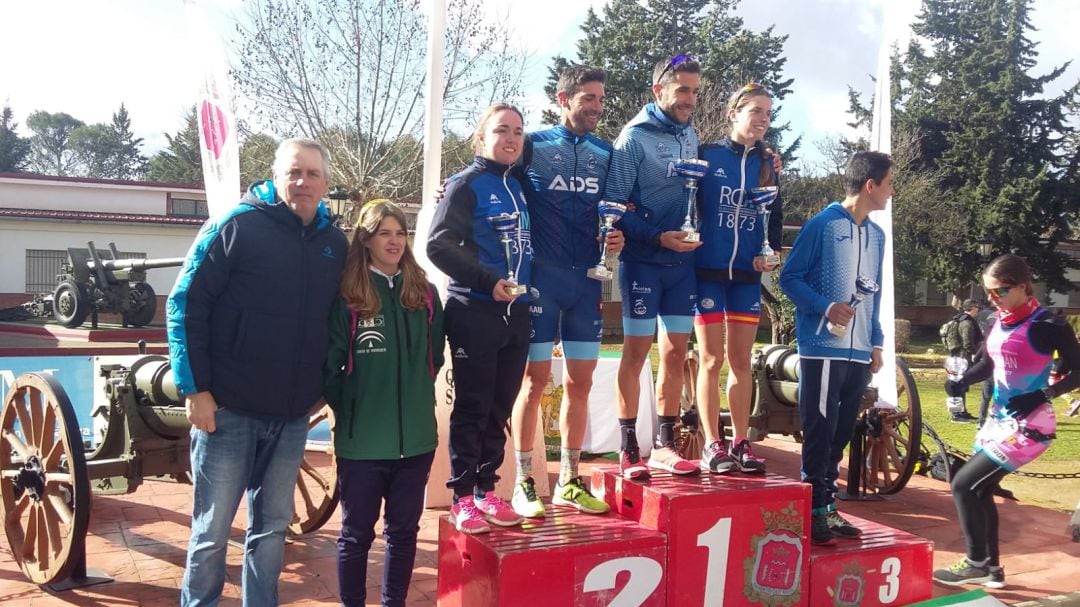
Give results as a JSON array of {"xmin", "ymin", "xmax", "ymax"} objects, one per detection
[
  {"xmin": 870, "ymin": 4, "xmax": 898, "ymax": 407},
  {"xmin": 414, "ymin": 0, "xmax": 448, "ymax": 295},
  {"xmin": 183, "ymin": 0, "xmax": 241, "ymax": 219}
]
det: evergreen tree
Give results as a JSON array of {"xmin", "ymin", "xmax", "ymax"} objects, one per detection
[
  {"xmin": 110, "ymin": 104, "xmax": 148, "ymax": 180},
  {"xmin": 0, "ymin": 104, "xmax": 31, "ymax": 172},
  {"xmin": 26, "ymin": 111, "xmax": 83, "ymax": 176},
  {"xmin": 887, "ymin": 0, "xmax": 1079, "ymax": 295},
  {"xmin": 544, "ymin": 0, "xmax": 796, "ymax": 155},
  {"xmin": 147, "ymin": 107, "xmax": 203, "ymax": 185},
  {"xmin": 69, "ymin": 123, "xmax": 119, "ymax": 178}
]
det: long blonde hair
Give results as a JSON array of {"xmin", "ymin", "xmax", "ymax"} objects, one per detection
[{"xmin": 340, "ymin": 199, "xmax": 428, "ymax": 318}]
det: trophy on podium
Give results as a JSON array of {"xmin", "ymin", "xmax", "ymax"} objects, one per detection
[
  {"xmin": 673, "ymin": 158, "xmax": 709, "ymax": 242},
  {"xmin": 488, "ymin": 212, "xmax": 528, "ymax": 296},
  {"xmin": 750, "ymin": 186, "xmax": 781, "ymax": 266},
  {"xmin": 826, "ymin": 276, "xmax": 880, "ymax": 337},
  {"xmin": 587, "ymin": 200, "xmax": 627, "ymax": 281}
]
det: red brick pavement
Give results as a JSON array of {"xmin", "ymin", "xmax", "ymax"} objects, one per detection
[{"xmin": 0, "ymin": 437, "xmax": 1077, "ymax": 606}]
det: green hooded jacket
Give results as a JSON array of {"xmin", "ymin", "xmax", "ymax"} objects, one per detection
[{"xmin": 323, "ymin": 272, "xmax": 445, "ymax": 459}]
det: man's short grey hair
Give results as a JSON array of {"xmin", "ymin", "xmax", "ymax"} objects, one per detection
[{"xmin": 273, "ymin": 138, "xmax": 331, "ymax": 178}]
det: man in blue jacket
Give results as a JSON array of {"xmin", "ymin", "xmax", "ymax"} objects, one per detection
[
  {"xmin": 605, "ymin": 55, "xmax": 703, "ymax": 478},
  {"xmin": 168, "ymin": 138, "xmax": 347, "ymax": 606},
  {"xmin": 779, "ymin": 150, "xmax": 891, "ymax": 547}
]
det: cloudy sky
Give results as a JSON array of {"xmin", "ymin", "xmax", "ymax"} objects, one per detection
[{"xmin": 1, "ymin": 0, "xmax": 1076, "ymax": 170}]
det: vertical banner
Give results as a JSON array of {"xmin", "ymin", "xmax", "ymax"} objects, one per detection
[
  {"xmin": 183, "ymin": 0, "xmax": 241, "ymax": 219},
  {"xmin": 869, "ymin": 5, "xmax": 898, "ymax": 407},
  {"xmin": 414, "ymin": 0, "xmax": 448, "ymax": 294}
]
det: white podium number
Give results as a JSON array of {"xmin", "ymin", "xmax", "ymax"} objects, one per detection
[
  {"xmin": 879, "ymin": 557, "xmax": 901, "ymax": 603},
  {"xmin": 696, "ymin": 517, "xmax": 733, "ymax": 606},
  {"xmin": 582, "ymin": 556, "xmax": 663, "ymax": 607}
]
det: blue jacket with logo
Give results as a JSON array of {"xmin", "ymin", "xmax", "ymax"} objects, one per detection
[
  {"xmin": 516, "ymin": 125, "xmax": 612, "ymax": 270},
  {"xmin": 778, "ymin": 202, "xmax": 885, "ymax": 362},
  {"xmin": 167, "ymin": 180, "xmax": 347, "ymax": 419},
  {"xmin": 696, "ymin": 139, "xmax": 783, "ymax": 283},
  {"xmin": 605, "ymin": 103, "xmax": 700, "ymax": 266},
  {"xmin": 428, "ymin": 156, "xmax": 533, "ymax": 306}
]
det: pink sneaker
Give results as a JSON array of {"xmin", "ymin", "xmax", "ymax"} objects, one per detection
[
  {"xmin": 475, "ymin": 492, "xmax": 523, "ymax": 526},
  {"xmin": 648, "ymin": 446, "xmax": 699, "ymax": 475},
  {"xmin": 732, "ymin": 439, "xmax": 766, "ymax": 473},
  {"xmin": 619, "ymin": 448, "xmax": 650, "ymax": 479},
  {"xmin": 451, "ymin": 496, "xmax": 491, "ymax": 534}
]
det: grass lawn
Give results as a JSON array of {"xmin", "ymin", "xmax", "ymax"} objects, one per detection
[{"xmin": 597, "ymin": 331, "xmax": 1080, "ymax": 512}]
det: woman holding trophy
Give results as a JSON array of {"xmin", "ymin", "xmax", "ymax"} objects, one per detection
[
  {"xmin": 692, "ymin": 82, "xmax": 784, "ymax": 474},
  {"xmin": 427, "ymin": 103, "xmax": 533, "ymax": 534}
]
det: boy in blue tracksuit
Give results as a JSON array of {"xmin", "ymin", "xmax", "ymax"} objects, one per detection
[
  {"xmin": 779, "ymin": 150, "xmax": 892, "ymax": 546},
  {"xmin": 605, "ymin": 55, "xmax": 703, "ymax": 478}
]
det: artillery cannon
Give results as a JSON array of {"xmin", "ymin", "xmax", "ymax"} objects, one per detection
[
  {"xmin": 45, "ymin": 241, "xmax": 185, "ymax": 329},
  {"xmin": 0, "ymin": 355, "xmax": 339, "ymax": 587},
  {"xmin": 681, "ymin": 343, "xmax": 922, "ymax": 496}
]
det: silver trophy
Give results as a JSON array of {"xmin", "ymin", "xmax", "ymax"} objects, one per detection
[
  {"xmin": 587, "ymin": 201, "xmax": 627, "ymax": 281},
  {"xmin": 826, "ymin": 276, "xmax": 880, "ymax": 337},
  {"xmin": 487, "ymin": 212, "xmax": 528, "ymax": 296},
  {"xmin": 750, "ymin": 186, "xmax": 781, "ymax": 266},
  {"xmin": 674, "ymin": 158, "xmax": 709, "ymax": 242}
]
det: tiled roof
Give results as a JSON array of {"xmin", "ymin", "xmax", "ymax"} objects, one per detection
[{"xmin": 0, "ymin": 207, "xmax": 205, "ymax": 226}]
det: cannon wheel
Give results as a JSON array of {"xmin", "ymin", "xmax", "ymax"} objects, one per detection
[
  {"xmin": 861, "ymin": 358, "xmax": 922, "ymax": 494},
  {"xmin": 289, "ymin": 404, "xmax": 339, "ymax": 536},
  {"xmin": 52, "ymin": 280, "xmax": 91, "ymax": 329},
  {"xmin": 122, "ymin": 282, "xmax": 157, "ymax": 328},
  {"xmin": 0, "ymin": 373, "xmax": 91, "ymax": 585}
]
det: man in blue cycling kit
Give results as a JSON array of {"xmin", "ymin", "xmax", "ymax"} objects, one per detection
[
  {"xmin": 606, "ymin": 55, "xmax": 703, "ymax": 478},
  {"xmin": 510, "ymin": 65, "xmax": 624, "ymax": 518}
]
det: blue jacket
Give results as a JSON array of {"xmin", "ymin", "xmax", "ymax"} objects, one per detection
[
  {"xmin": 517, "ymin": 125, "xmax": 612, "ymax": 269},
  {"xmin": 778, "ymin": 202, "xmax": 884, "ymax": 362},
  {"xmin": 696, "ymin": 139, "xmax": 783, "ymax": 283},
  {"xmin": 605, "ymin": 103, "xmax": 700, "ymax": 266},
  {"xmin": 167, "ymin": 180, "xmax": 348, "ymax": 419},
  {"xmin": 428, "ymin": 156, "xmax": 533, "ymax": 307}
]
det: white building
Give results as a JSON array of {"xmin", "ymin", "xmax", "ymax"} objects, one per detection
[{"xmin": 0, "ymin": 173, "xmax": 207, "ymax": 310}]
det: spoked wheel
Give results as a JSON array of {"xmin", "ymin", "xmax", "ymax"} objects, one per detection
[
  {"xmin": 289, "ymin": 404, "xmax": 338, "ymax": 536},
  {"xmin": 0, "ymin": 373, "xmax": 91, "ymax": 584},
  {"xmin": 861, "ymin": 358, "xmax": 922, "ymax": 494}
]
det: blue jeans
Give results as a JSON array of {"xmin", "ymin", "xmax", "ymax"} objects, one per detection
[
  {"xmin": 181, "ymin": 407, "xmax": 309, "ymax": 607},
  {"xmin": 337, "ymin": 451, "xmax": 435, "ymax": 607}
]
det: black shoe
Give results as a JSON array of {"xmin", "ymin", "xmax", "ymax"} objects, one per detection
[
  {"xmin": 811, "ymin": 514, "xmax": 836, "ymax": 546},
  {"xmin": 825, "ymin": 509, "xmax": 862, "ymax": 539},
  {"xmin": 933, "ymin": 558, "xmax": 992, "ymax": 586},
  {"xmin": 951, "ymin": 412, "xmax": 977, "ymax": 423}
]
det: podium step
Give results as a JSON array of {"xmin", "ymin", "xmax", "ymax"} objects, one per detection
[
  {"xmin": 436, "ymin": 505, "xmax": 667, "ymax": 606},
  {"xmin": 592, "ymin": 466, "xmax": 811, "ymax": 607},
  {"xmin": 808, "ymin": 512, "xmax": 933, "ymax": 607}
]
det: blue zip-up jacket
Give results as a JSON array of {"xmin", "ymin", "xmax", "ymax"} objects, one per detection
[
  {"xmin": 778, "ymin": 202, "xmax": 884, "ymax": 363},
  {"xmin": 428, "ymin": 156, "xmax": 533, "ymax": 307},
  {"xmin": 516, "ymin": 125, "xmax": 612, "ymax": 269},
  {"xmin": 696, "ymin": 139, "xmax": 784, "ymax": 283},
  {"xmin": 167, "ymin": 180, "xmax": 347, "ymax": 419},
  {"xmin": 605, "ymin": 103, "xmax": 700, "ymax": 266}
]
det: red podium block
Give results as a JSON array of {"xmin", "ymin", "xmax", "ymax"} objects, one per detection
[
  {"xmin": 437, "ymin": 506, "xmax": 667, "ymax": 607},
  {"xmin": 808, "ymin": 513, "xmax": 933, "ymax": 607},
  {"xmin": 593, "ymin": 467, "xmax": 810, "ymax": 607}
]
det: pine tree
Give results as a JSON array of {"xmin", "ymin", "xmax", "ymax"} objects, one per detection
[
  {"xmin": 0, "ymin": 104, "xmax": 31, "ymax": 172},
  {"xmin": 110, "ymin": 104, "xmax": 148, "ymax": 180},
  {"xmin": 147, "ymin": 107, "xmax": 203, "ymax": 185},
  {"xmin": 26, "ymin": 111, "xmax": 83, "ymax": 176}
]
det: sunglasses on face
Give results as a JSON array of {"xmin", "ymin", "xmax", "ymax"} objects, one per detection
[
  {"xmin": 984, "ymin": 285, "xmax": 1014, "ymax": 298},
  {"xmin": 656, "ymin": 54, "xmax": 697, "ymax": 84}
]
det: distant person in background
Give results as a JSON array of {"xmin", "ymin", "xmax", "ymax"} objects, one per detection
[
  {"xmin": 938, "ymin": 254, "xmax": 1080, "ymax": 588},
  {"xmin": 944, "ymin": 299, "xmax": 982, "ymax": 423},
  {"xmin": 974, "ymin": 300, "xmax": 997, "ymax": 427}
]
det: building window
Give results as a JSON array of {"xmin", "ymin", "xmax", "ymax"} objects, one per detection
[
  {"xmin": 25, "ymin": 249, "xmax": 67, "ymax": 293},
  {"xmin": 168, "ymin": 197, "xmax": 209, "ymax": 218}
]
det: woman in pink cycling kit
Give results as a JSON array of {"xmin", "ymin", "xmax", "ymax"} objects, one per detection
[{"xmin": 936, "ymin": 254, "xmax": 1079, "ymax": 588}]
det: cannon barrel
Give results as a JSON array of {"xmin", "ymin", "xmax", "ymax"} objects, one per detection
[{"xmin": 90, "ymin": 257, "xmax": 185, "ymax": 272}]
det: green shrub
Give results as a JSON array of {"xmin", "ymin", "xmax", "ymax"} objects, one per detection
[{"xmin": 895, "ymin": 319, "xmax": 912, "ymax": 353}]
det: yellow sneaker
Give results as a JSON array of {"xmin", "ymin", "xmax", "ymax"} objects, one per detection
[{"xmin": 552, "ymin": 477, "xmax": 610, "ymax": 514}]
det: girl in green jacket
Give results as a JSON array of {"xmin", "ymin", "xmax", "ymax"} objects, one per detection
[{"xmin": 324, "ymin": 199, "xmax": 445, "ymax": 607}]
